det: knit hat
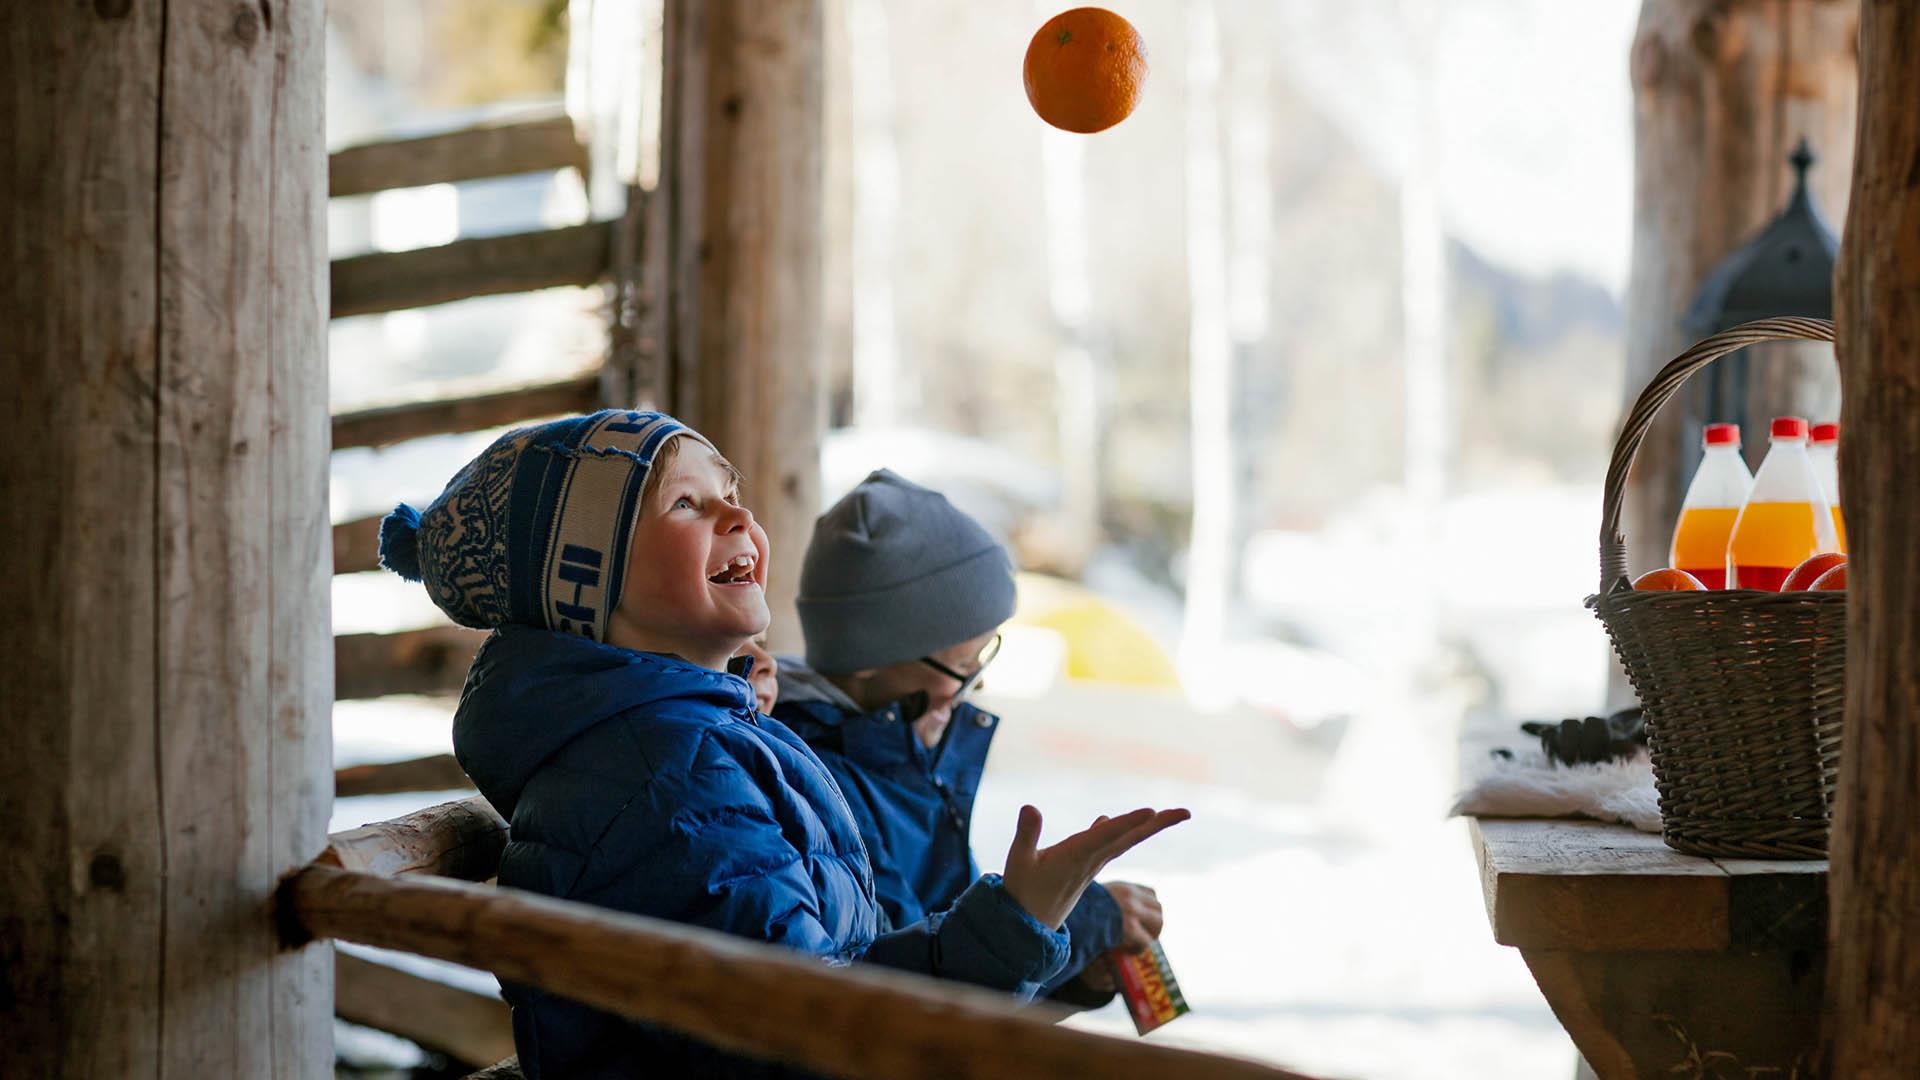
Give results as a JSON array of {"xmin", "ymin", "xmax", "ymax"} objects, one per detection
[
  {"xmin": 377, "ymin": 410, "xmax": 710, "ymax": 642},
  {"xmin": 796, "ymin": 469, "xmax": 1016, "ymax": 674}
]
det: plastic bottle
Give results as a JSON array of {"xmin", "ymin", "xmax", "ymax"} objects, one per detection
[
  {"xmin": 1669, "ymin": 423, "xmax": 1753, "ymax": 589},
  {"xmin": 1726, "ymin": 417, "xmax": 1840, "ymax": 590},
  {"xmin": 1809, "ymin": 421, "xmax": 1845, "ymax": 552}
]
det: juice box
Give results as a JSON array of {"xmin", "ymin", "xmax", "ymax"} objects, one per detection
[{"xmin": 1112, "ymin": 940, "xmax": 1190, "ymax": 1035}]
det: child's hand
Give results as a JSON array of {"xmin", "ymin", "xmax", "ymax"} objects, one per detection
[
  {"xmin": 1001, "ymin": 806, "xmax": 1188, "ymax": 931},
  {"xmin": 1102, "ymin": 880, "xmax": 1163, "ymax": 951}
]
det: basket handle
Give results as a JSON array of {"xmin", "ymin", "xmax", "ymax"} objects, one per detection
[{"xmin": 1599, "ymin": 315, "xmax": 1836, "ymax": 593}]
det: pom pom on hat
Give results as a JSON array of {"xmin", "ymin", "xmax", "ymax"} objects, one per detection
[{"xmin": 378, "ymin": 503, "xmax": 425, "ymax": 582}]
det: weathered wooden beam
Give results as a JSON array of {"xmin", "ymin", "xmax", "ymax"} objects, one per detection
[
  {"xmin": 1, "ymin": 1, "xmax": 332, "ymax": 1074},
  {"xmin": 331, "ymin": 374, "xmax": 603, "ymax": 452},
  {"xmin": 284, "ymin": 865, "xmax": 1310, "ymax": 1080},
  {"xmin": 333, "ymin": 514, "xmax": 383, "ymax": 575},
  {"xmin": 336, "ymin": 754, "xmax": 474, "ymax": 800},
  {"xmin": 331, "ymin": 222, "xmax": 614, "ymax": 319},
  {"xmin": 329, "ymin": 113, "xmax": 588, "ymax": 199},
  {"xmin": 335, "ymin": 951, "xmax": 513, "ymax": 1068},
  {"xmin": 320, "ymin": 796, "xmax": 505, "ymax": 881},
  {"xmin": 657, "ymin": 0, "xmax": 825, "ymax": 652},
  {"xmin": 334, "ymin": 627, "xmax": 485, "ymax": 701},
  {"xmin": 1825, "ymin": 1, "xmax": 1920, "ymax": 1071},
  {"xmin": 464, "ymin": 1056, "xmax": 522, "ymax": 1079}
]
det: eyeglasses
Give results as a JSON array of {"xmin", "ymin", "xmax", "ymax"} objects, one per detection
[{"xmin": 919, "ymin": 633, "xmax": 1003, "ymax": 698}]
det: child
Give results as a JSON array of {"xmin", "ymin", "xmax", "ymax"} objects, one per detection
[
  {"xmin": 772, "ymin": 469, "xmax": 1166, "ymax": 1007},
  {"xmin": 377, "ymin": 412, "xmax": 1186, "ymax": 1078},
  {"xmin": 737, "ymin": 633, "xmax": 780, "ymax": 715}
]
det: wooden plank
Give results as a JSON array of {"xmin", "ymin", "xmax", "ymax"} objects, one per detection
[
  {"xmin": 2, "ymin": 0, "xmax": 332, "ymax": 1074},
  {"xmin": 658, "ymin": 0, "xmax": 825, "ymax": 652},
  {"xmin": 1522, "ymin": 947, "xmax": 1823, "ymax": 1078},
  {"xmin": 336, "ymin": 952, "xmax": 513, "ymax": 1067},
  {"xmin": 3, "ymin": 5, "xmax": 167, "ymax": 1073},
  {"xmin": 334, "ymin": 627, "xmax": 486, "ymax": 701},
  {"xmin": 284, "ymin": 865, "xmax": 1315, "ymax": 1080},
  {"xmin": 464, "ymin": 1056, "xmax": 522, "ymax": 1079},
  {"xmin": 331, "ymin": 374, "xmax": 602, "ymax": 452},
  {"xmin": 331, "ymin": 222, "xmax": 613, "ymax": 319},
  {"xmin": 336, "ymin": 754, "xmax": 474, "ymax": 799},
  {"xmin": 333, "ymin": 513, "xmax": 384, "ymax": 575},
  {"xmin": 1828, "ymin": 2, "xmax": 1920, "ymax": 1070},
  {"xmin": 1470, "ymin": 818, "xmax": 1825, "ymax": 952},
  {"xmin": 330, "ymin": 113, "xmax": 588, "ymax": 198},
  {"xmin": 320, "ymin": 796, "xmax": 506, "ymax": 881}
]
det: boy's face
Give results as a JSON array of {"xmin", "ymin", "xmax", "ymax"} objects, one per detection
[
  {"xmin": 609, "ymin": 442, "xmax": 770, "ymax": 667},
  {"xmin": 846, "ymin": 629, "xmax": 1000, "ymax": 746}
]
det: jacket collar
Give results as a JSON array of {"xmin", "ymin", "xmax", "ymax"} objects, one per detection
[{"xmin": 775, "ymin": 658, "xmax": 998, "ymax": 781}]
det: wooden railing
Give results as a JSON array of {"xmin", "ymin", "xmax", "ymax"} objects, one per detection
[{"xmin": 292, "ymin": 800, "xmax": 1313, "ymax": 1080}]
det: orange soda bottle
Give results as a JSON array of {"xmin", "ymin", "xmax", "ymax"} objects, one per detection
[
  {"xmin": 1726, "ymin": 417, "xmax": 1840, "ymax": 590},
  {"xmin": 1670, "ymin": 422, "xmax": 1753, "ymax": 589},
  {"xmin": 1809, "ymin": 421, "xmax": 1845, "ymax": 552}
]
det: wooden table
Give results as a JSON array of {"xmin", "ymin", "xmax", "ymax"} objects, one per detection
[{"xmin": 1471, "ymin": 818, "xmax": 1827, "ymax": 1078}]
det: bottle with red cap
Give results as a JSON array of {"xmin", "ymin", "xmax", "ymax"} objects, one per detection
[
  {"xmin": 1669, "ymin": 423, "xmax": 1754, "ymax": 589},
  {"xmin": 1726, "ymin": 416, "xmax": 1841, "ymax": 590},
  {"xmin": 1809, "ymin": 421, "xmax": 1845, "ymax": 552}
]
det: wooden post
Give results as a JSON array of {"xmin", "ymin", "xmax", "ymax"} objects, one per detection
[
  {"xmin": 655, "ymin": 0, "xmax": 825, "ymax": 651},
  {"xmin": 1825, "ymin": 2, "xmax": 1920, "ymax": 1070},
  {"xmin": 1622, "ymin": 0, "xmax": 1857, "ymax": 582},
  {"xmin": 0, "ymin": 2, "xmax": 332, "ymax": 1075}
]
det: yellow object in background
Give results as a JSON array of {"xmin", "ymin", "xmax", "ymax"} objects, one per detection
[{"xmin": 1010, "ymin": 573, "xmax": 1180, "ymax": 687}]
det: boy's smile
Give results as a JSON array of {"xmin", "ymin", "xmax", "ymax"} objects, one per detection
[{"xmin": 605, "ymin": 440, "xmax": 771, "ymax": 670}]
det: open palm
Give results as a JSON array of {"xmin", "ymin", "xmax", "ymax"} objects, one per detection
[{"xmin": 1001, "ymin": 805, "xmax": 1189, "ymax": 930}]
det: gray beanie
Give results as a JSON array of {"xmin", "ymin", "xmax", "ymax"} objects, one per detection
[{"xmin": 797, "ymin": 469, "xmax": 1017, "ymax": 674}]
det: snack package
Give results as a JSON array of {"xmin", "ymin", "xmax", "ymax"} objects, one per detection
[{"xmin": 1112, "ymin": 940, "xmax": 1191, "ymax": 1035}]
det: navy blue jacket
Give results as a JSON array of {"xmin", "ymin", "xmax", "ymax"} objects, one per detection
[
  {"xmin": 452, "ymin": 627, "xmax": 1069, "ymax": 1079},
  {"xmin": 772, "ymin": 662, "xmax": 1123, "ymax": 1004}
]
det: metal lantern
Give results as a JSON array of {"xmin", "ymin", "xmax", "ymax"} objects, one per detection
[{"xmin": 1680, "ymin": 138, "xmax": 1840, "ymax": 444}]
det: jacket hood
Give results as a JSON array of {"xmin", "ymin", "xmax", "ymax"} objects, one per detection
[{"xmin": 453, "ymin": 625, "xmax": 755, "ymax": 818}]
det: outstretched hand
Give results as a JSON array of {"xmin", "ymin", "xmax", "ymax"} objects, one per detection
[{"xmin": 1001, "ymin": 806, "xmax": 1189, "ymax": 931}]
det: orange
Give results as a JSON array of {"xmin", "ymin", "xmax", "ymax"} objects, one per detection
[
  {"xmin": 1023, "ymin": 8, "xmax": 1148, "ymax": 134},
  {"xmin": 1633, "ymin": 568, "xmax": 1707, "ymax": 591},
  {"xmin": 1781, "ymin": 552, "xmax": 1847, "ymax": 592},
  {"xmin": 1810, "ymin": 564, "xmax": 1848, "ymax": 591}
]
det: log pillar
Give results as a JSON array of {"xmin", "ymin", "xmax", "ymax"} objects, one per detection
[
  {"xmin": 0, "ymin": 2, "xmax": 332, "ymax": 1075},
  {"xmin": 1825, "ymin": 2, "xmax": 1920, "ymax": 1070},
  {"xmin": 654, "ymin": 0, "xmax": 825, "ymax": 652},
  {"xmin": 1623, "ymin": 0, "xmax": 1857, "ymax": 581}
]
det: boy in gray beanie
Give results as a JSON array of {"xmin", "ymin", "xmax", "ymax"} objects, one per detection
[{"xmin": 773, "ymin": 469, "xmax": 1169, "ymax": 1006}]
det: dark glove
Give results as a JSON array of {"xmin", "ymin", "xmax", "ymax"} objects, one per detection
[{"xmin": 1515, "ymin": 707, "xmax": 1645, "ymax": 766}]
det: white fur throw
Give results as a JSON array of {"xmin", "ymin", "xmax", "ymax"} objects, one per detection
[{"xmin": 1451, "ymin": 750, "xmax": 1662, "ymax": 833}]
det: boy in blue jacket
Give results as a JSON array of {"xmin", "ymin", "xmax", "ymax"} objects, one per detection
[
  {"xmin": 377, "ymin": 412, "xmax": 1186, "ymax": 1079},
  {"xmin": 772, "ymin": 470, "xmax": 1166, "ymax": 1008}
]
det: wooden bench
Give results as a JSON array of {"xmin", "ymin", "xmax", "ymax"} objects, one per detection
[{"xmin": 1471, "ymin": 818, "xmax": 1826, "ymax": 1077}]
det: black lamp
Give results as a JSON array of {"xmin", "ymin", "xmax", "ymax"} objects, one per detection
[{"xmin": 1679, "ymin": 138, "xmax": 1839, "ymax": 447}]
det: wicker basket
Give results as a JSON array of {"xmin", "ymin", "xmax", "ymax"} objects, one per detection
[{"xmin": 1587, "ymin": 316, "xmax": 1844, "ymax": 860}]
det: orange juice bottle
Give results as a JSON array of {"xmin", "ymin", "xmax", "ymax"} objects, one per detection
[
  {"xmin": 1670, "ymin": 423, "xmax": 1752, "ymax": 589},
  {"xmin": 1727, "ymin": 417, "xmax": 1839, "ymax": 590},
  {"xmin": 1810, "ymin": 421, "xmax": 1845, "ymax": 551}
]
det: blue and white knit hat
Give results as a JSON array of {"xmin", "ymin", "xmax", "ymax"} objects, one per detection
[{"xmin": 377, "ymin": 410, "xmax": 710, "ymax": 642}]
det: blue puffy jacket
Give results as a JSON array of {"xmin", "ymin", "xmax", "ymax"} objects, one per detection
[
  {"xmin": 452, "ymin": 627, "xmax": 1070, "ymax": 1079},
  {"xmin": 771, "ymin": 661, "xmax": 1123, "ymax": 1006}
]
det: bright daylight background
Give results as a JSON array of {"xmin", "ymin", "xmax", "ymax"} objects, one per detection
[{"xmin": 325, "ymin": 2, "xmax": 1642, "ymax": 1076}]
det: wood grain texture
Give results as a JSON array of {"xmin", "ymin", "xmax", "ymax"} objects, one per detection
[
  {"xmin": 1472, "ymin": 819, "xmax": 1825, "ymax": 952},
  {"xmin": 330, "ymin": 373, "xmax": 603, "ymax": 452},
  {"xmin": 335, "ymin": 626, "xmax": 487, "ymax": 700},
  {"xmin": 657, "ymin": 0, "xmax": 825, "ymax": 652},
  {"xmin": 1622, "ymin": 0, "xmax": 1857, "ymax": 592},
  {"xmin": 1825, "ymin": 2, "xmax": 1920, "ymax": 1071},
  {"xmin": 336, "ymin": 753, "xmax": 475, "ymax": 799},
  {"xmin": 320, "ymin": 796, "xmax": 507, "ymax": 882},
  {"xmin": 335, "ymin": 950, "xmax": 514, "ymax": 1067},
  {"xmin": 1, "ymin": 1, "xmax": 331, "ymax": 1075},
  {"xmin": 329, "ymin": 112, "xmax": 588, "ymax": 198},
  {"xmin": 285, "ymin": 865, "xmax": 1315, "ymax": 1080},
  {"xmin": 331, "ymin": 222, "xmax": 614, "ymax": 318}
]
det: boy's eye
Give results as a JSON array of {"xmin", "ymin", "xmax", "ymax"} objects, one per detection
[{"xmin": 674, "ymin": 496, "xmax": 694, "ymax": 510}]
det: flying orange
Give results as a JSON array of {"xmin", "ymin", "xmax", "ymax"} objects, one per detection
[{"xmin": 1023, "ymin": 8, "xmax": 1148, "ymax": 134}]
